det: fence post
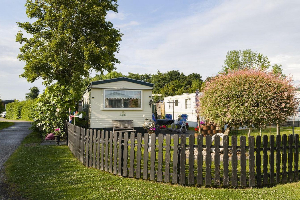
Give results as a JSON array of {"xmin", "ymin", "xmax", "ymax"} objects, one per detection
[
  {"xmin": 150, "ymin": 133, "xmax": 156, "ymax": 181},
  {"xmin": 223, "ymin": 135, "xmax": 229, "ymax": 187},
  {"xmin": 276, "ymin": 135, "xmax": 281, "ymax": 184},
  {"xmin": 97, "ymin": 130, "xmax": 101, "ymax": 170},
  {"xmin": 65, "ymin": 120, "xmax": 68, "ymax": 146},
  {"xmin": 113, "ymin": 131, "xmax": 118, "ymax": 174},
  {"xmin": 179, "ymin": 135, "xmax": 186, "ymax": 185},
  {"xmin": 85, "ymin": 129, "xmax": 89, "ymax": 167},
  {"xmin": 205, "ymin": 135, "xmax": 212, "ymax": 187},
  {"xmin": 105, "ymin": 131, "xmax": 109, "ymax": 172},
  {"xmin": 122, "ymin": 132, "xmax": 129, "ymax": 177},
  {"xmin": 164, "ymin": 134, "xmax": 171, "ymax": 183},
  {"xmin": 143, "ymin": 133, "xmax": 149, "ymax": 180},
  {"xmin": 263, "ymin": 135, "xmax": 269, "ymax": 186},
  {"xmin": 288, "ymin": 134, "xmax": 293, "ymax": 182},
  {"xmin": 256, "ymin": 135, "xmax": 262, "ymax": 187},
  {"xmin": 80, "ymin": 127, "xmax": 85, "ymax": 164},
  {"xmin": 240, "ymin": 136, "xmax": 246, "ymax": 187},
  {"xmin": 93, "ymin": 129, "xmax": 97, "ymax": 168},
  {"xmin": 232, "ymin": 135, "xmax": 237, "ymax": 187},
  {"xmin": 188, "ymin": 134, "xmax": 195, "ymax": 185},
  {"xmin": 89, "ymin": 129, "xmax": 93, "ymax": 167},
  {"xmin": 270, "ymin": 135, "xmax": 275, "ymax": 185},
  {"xmin": 118, "ymin": 132, "xmax": 123, "ymax": 176},
  {"xmin": 136, "ymin": 133, "xmax": 142, "ymax": 179},
  {"xmin": 197, "ymin": 134, "xmax": 203, "ymax": 186},
  {"xmin": 157, "ymin": 133, "xmax": 164, "ymax": 182},
  {"xmin": 172, "ymin": 134, "xmax": 179, "ymax": 184},
  {"xmin": 129, "ymin": 132, "xmax": 135, "ymax": 178},
  {"xmin": 101, "ymin": 130, "xmax": 104, "ymax": 170},
  {"xmin": 282, "ymin": 134, "xmax": 287, "ymax": 183},
  {"xmin": 109, "ymin": 131, "xmax": 113, "ymax": 173},
  {"xmin": 295, "ymin": 134, "xmax": 299, "ymax": 181},
  {"xmin": 214, "ymin": 135, "xmax": 220, "ymax": 186},
  {"xmin": 249, "ymin": 136, "xmax": 255, "ymax": 187}
]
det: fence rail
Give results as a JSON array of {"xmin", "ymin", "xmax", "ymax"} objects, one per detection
[{"xmin": 67, "ymin": 122, "xmax": 300, "ymax": 188}]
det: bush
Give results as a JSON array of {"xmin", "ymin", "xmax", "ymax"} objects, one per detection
[
  {"xmin": 6, "ymin": 101, "xmax": 23, "ymax": 119},
  {"xmin": 199, "ymin": 69, "xmax": 299, "ymax": 131},
  {"xmin": 21, "ymin": 99, "xmax": 37, "ymax": 121},
  {"xmin": 6, "ymin": 100, "xmax": 36, "ymax": 120}
]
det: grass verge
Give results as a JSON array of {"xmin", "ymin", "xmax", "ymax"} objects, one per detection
[
  {"xmin": 4, "ymin": 131, "xmax": 300, "ymax": 199},
  {"xmin": 0, "ymin": 122, "xmax": 14, "ymax": 130},
  {"xmin": 231, "ymin": 126, "xmax": 300, "ymax": 137}
]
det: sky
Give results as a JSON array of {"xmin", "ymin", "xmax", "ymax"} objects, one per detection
[{"xmin": 0, "ymin": 0, "xmax": 300, "ymax": 100}]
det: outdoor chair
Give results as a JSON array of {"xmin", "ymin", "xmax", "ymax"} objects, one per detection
[
  {"xmin": 165, "ymin": 114, "xmax": 172, "ymax": 120},
  {"xmin": 176, "ymin": 114, "xmax": 188, "ymax": 132}
]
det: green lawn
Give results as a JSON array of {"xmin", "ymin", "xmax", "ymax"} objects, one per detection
[
  {"xmin": 4, "ymin": 130, "xmax": 300, "ymax": 200},
  {"xmin": 0, "ymin": 121, "xmax": 14, "ymax": 130},
  {"xmin": 230, "ymin": 126, "xmax": 300, "ymax": 137}
]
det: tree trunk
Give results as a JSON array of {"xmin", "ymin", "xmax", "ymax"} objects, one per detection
[
  {"xmin": 248, "ymin": 128, "xmax": 252, "ymax": 138},
  {"xmin": 277, "ymin": 124, "xmax": 280, "ymax": 135},
  {"xmin": 224, "ymin": 126, "xmax": 230, "ymax": 135},
  {"xmin": 293, "ymin": 119, "xmax": 295, "ymax": 135},
  {"xmin": 260, "ymin": 128, "xmax": 262, "ymax": 136}
]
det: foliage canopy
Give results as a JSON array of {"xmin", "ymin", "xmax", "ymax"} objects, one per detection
[
  {"xmin": 16, "ymin": 0, "xmax": 122, "ymax": 132},
  {"xmin": 91, "ymin": 70, "xmax": 203, "ymax": 99},
  {"xmin": 199, "ymin": 69, "xmax": 299, "ymax": 131},
  {"xmin": 221, "ymin": 49, "xmax": 271, "ymax": 74},
  {"xmin": 17, "ymin": 0, "xmax": 122, "ymax": 88},
  {"xmin": 26, "ymin": 86, "xmax": 40, "ymax": 100}
]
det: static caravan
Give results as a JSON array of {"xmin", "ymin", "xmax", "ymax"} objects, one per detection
[
  {"xmin": 83, "ymin": 77, "xmax": 154, "ymax": 130},
  {"xmin": 288, "ymin": 91, "xmax": 300, "ymax": 122},
  {"xmin": 164, "ymin": 93, "xmax": 199, "ymax": 127}
]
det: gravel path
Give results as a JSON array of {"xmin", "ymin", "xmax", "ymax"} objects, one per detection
[{"xmin": 0, "ymin": 121, "xmax": 32, "ymax": 200}]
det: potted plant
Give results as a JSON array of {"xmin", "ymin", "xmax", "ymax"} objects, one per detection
[{"xmin": 143, "ymin": 119, "xmax": 156, "ymax": 134}]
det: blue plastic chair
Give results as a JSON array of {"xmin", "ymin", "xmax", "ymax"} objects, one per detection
[
  {"xmin": 177, "ymin": 114, "xmax": 188, "ymax": 132},
  {"xmin": 165, "ymin": 114, "xmax": 172, "ymax": 120}
]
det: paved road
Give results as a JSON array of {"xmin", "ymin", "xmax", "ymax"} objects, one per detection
[{"xmin": 0, "ymin": 121, "xmax": 32, "ymax": 199}]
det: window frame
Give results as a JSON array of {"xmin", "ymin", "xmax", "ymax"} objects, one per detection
[
  {"xmin": 103, "ymin": 89, "xmax": 143, "ymax": 110},
  {"xmin": 185, "ymin": 98, "xmax": 191, "ymax": 109}
]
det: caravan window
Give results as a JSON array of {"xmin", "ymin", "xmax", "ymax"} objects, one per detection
[
  {"xmin": 185, "ymin": 99, "xmax": 191, "ymax": 109},
  {"xmin": 104, "ymin": 90, "xmax": 141, "ymax": 109}
]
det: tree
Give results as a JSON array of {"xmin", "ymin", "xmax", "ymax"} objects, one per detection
[
  {"xmin": 91, "ymin": 70, "xmax": 203, "ymax": 99},
  {"xmin": 26, "ymin": 86, "xmax": 40, "ymax": 100},
  {"xmin": 16, "ymin": 0, "xmax": 122, "ymax": 131},
  {"xmin": 17, "ymin": 0, "xmax": 122, "ymax": 88},
  {"xmin": 151, "ymin": 70, "xmax": 203, "ymax": 97},
  {"xmin": 91, "ymin": 71, "xmax": 124, "ymax": 82},
  {"xmin": 0, "ymin": 99, "xmax": 4, "ymax": 113},
  {"xmin": 89, "ymin": 70, "xmax": 203, "ymax": 102},
  {"xmin": 198, "ymin": 69, "xmax": 299, "ymax": 136},
  {"xmin": 127, "ymin": 72, "xmax": 152, "ymax": 83},
  {"xmin": 272, "ymin": 64, "xmax": 286, "ymax": 78},
  {"xmin": 221, "ymin": 49, "xmax": 271, "ymax": 74}
]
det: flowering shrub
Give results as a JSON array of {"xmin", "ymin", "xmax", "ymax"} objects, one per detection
[
  {"xmin": 159, "ymin": 125, "xmax": 167, "ymax": 129},
  {"xmin": 198, "ymin": 69, "xmax": 299, "ymax": 131},
  {"xmin": 54, "ymin": 128, "xmax": 62, "ymax": 136},
  {"xmin": 143, "ymin": 119, "xmax": 156, "ymax": 133},
  {"xmin": 149, "ymin": 127, "xmax": 156, "ymax": 132},
  {"xmin": 32, "ymin": 84, "xmax": 75, "ymax": 135}
]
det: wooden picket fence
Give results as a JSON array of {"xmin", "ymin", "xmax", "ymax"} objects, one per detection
[{"xmin": 66, "ymin": 122, "xmax": 300, "ymax": 188}]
